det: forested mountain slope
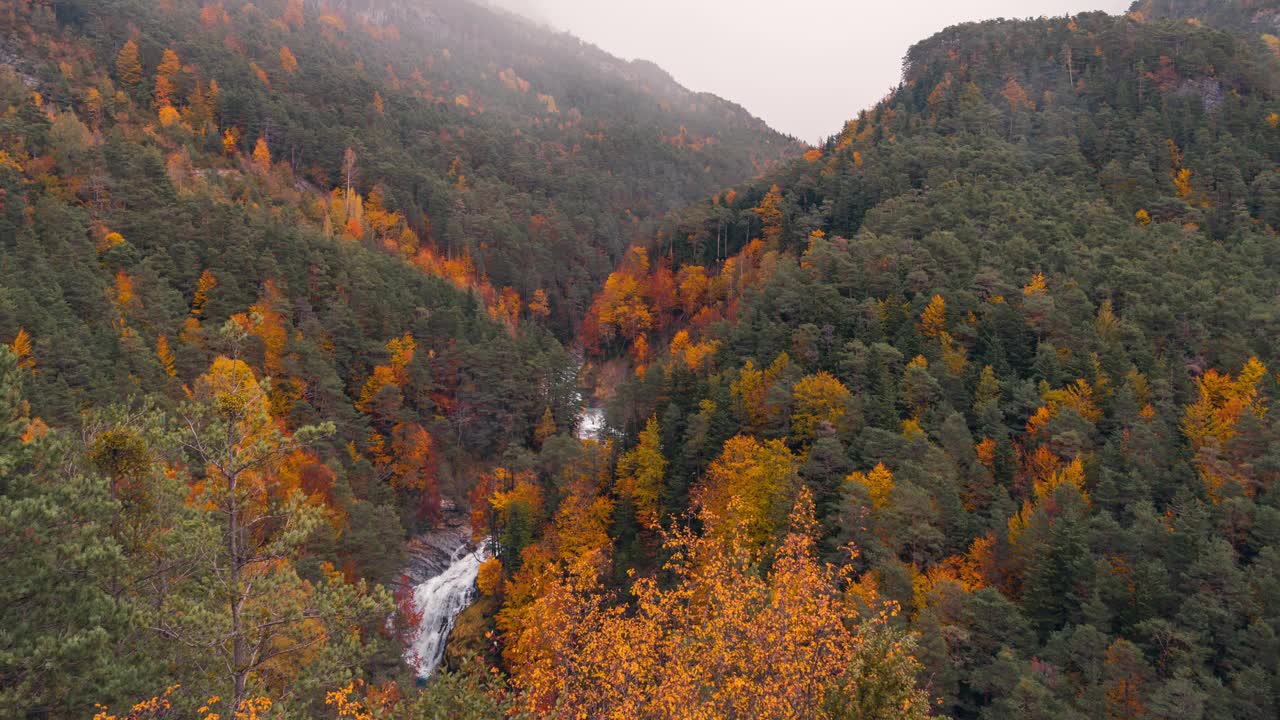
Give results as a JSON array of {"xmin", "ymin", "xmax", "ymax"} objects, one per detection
[
  {"xmin": 520, "ymin": 5, "xmax": 1280, "ymax": 718},
  {"xmin": 0, "ymin": 0, "xmax": 797, "ymax": 509},
  {"xmin": 8, "ymin": 0, "xmax": 1280, "ymax": 718},
  {"xmin": 1131, "ymin": 0, "xmax": 1280, "ymax": 33},
  {"xmin": 4, "ymin": 0, "xmax": 796, "ymax": 337},
  {"xmin": 0, "ymin": 0, "xmax": 795, "ymax": 717}
]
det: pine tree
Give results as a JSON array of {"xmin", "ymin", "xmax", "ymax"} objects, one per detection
[
  {"xmin": 0, "ymin": 348, "xmax": 130, "ymax": 716},
  {"xmin": 170, "ymin": 353, "xmax": 388, "ymax": 708}
]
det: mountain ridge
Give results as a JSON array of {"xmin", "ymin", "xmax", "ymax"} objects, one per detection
[
  {"xmin": 565, "ymin": 9, "xmax": 1280, "ymax": 715},
  {"xmin": 1130, "ymin": 0, "xmax": 1280, "ymax": 33},
  {"xmin": 5, "ymin": 1, "xmax": 1280, "ymax": 718}
]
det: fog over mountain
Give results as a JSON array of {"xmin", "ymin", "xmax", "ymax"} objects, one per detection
[
  {"xmin": 8, "ymin": 0, "xmax": 1280, "ymax": 717},
  {"xmin": 488, "ymin": 0, "xmax": 1132, "ymax": 141}
]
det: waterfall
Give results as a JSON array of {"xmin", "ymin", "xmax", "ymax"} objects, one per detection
[
  {"xmin": 569, "ymin": 349, "xmax": 607, "ymax": 442},
  {"xmin": 406, "ymin": 540, "xmax": 489, "ymax": 678}
]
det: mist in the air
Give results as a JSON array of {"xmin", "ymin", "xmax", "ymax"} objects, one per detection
[{"xmin": 484, "ymin": 0, "xmax": 1133, "ymax": 142}]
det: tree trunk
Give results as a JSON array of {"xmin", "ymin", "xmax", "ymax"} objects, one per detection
[{"xmin": 229, "ymin": 468, "xmax": 246, "ymax": 710}]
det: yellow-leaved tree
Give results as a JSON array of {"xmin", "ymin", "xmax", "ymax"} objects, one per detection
[
  {"xmin": 615, "ymin": 415, "xmax": 667, "ymax": 527},
  {"xmin": 919, "ymin": 294, "xmax": 947, "ymax": 339},
  {"xmin": 168, "ymin": 326, "xmax": 389, "ymax": 709},
  {"xmin": 754, "ymin": 184, "xmax": 785, "ymax": 245},
  {"xmin": 699, "ymin": 435, "xmax": 799, "ymax": 549},
  {"xmin": 1182, "ymin": 357, "xmax": 1269, "ymax": 500},
  {"xmin": 846, "ymin": 463, "xmax": 895, "ymax": 510},
  {"xmin": 252, "ymin": 137, "xmax": 271, "ymax": 173},
  {"xmin": 791, "ymin": 371, "xmax": 852, "ymax": 441}
]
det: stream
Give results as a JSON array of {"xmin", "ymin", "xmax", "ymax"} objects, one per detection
[
  {"xmin": 571, "ymin": 349, "xmax": 608, "ymax": 442},
  {"xmin": 403, "ymin": 385, "xmax": 603, "ymax": 678}
]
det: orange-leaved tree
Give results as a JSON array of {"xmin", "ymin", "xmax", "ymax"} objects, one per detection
[
  {"xmin": 252, "ymin": 137, "xmax": 271, "ymax": 173},
  {"xmin": 279, "ymin": 46, "xmax": 298, "ymax": 75},
  {"xmin": 1181, "ymin": 357, "xmax": 1270, "ymax": 500},
  {"xmin": 116, "ymin": 40, "xmax": 143, "ymax": 90},
  {"xmin": 154, "ymin": 48, "xmax": 181, "ymax": 108},
  {"xmin": 502, "ymin": 490, "xmax": 931, "ymax": 719},
  {"xmin": 9, "ymin": 327, "xmax": 34, "ymax": 370}
]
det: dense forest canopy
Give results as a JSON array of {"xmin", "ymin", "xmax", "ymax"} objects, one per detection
[
  {"xmin": 1130, "ymin": 0, "xmax": 1280, "ymax": 32},
  {"xmin": 3, "ymin": 0, "xmax": 1280, "ymax": 718},
  {"xmin": 560, "ymin": 3, "xmax": 1280, "ymax": 718},
  {"xmin": 10, "ymin": 0, "xmax": 797, "ymax": 337},
  {"xmin": 0, "ymin": 0, "xmax": 792, "ymax": 715}
]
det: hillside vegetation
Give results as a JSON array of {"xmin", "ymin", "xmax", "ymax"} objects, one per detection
[
  {"xmin": 541, "ymin": 5, "xmax": 1280, "ymax": 718},
  {"xmin": 0, "ymin": 0, "xmax": 794, "ymax": 715},
  {"xmin": 5, "ymin": 0, "xmax": 1280, "ymax": 718}
]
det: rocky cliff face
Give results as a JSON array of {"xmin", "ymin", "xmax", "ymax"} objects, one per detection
[{"xmin": 400, "ymin": 517, "xmax": 476, "ymax": 586}]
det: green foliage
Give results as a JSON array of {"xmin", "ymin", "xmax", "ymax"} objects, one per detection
[
  {"xmin": 8, "ymin": 0, "xmax": 1280, "ymax": 716},
  {"xmin": 823, "ymin": 620, "xmax": 932, "ymax": 720},
  {"xmin": 13, "ymin": 0, "xmax": 796, "ymax": 333},
  {"xmin": 0, "ymin": 349, "xmax": 132, "ymax": 716},
  {"xmin": 399, "ymin": 657, "xmax": 533, "ymax": 720},
  {"xmin": 585, "ymin": 6, "xmax": 1280, "ymax": 719},
  {"xmin": 1130, "ymin": 0, "xmax": 1280, "ymax": 33}
]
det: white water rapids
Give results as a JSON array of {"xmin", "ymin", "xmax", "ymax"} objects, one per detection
[
  {"xmin": 577, "ymin": 406, "xmax": 605, "ymax": 440},
  {"xmin": 406, "ymin": 541, "xmax": 489, "ymax": 678},
  {"xmin": 404, "ymin": 367, "xmax": 600, "ymax": 679}
]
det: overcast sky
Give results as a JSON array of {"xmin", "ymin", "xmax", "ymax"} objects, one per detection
[{"xmin": 488, "ymin": 0, "xmax": 1133, "ymax": 142}]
